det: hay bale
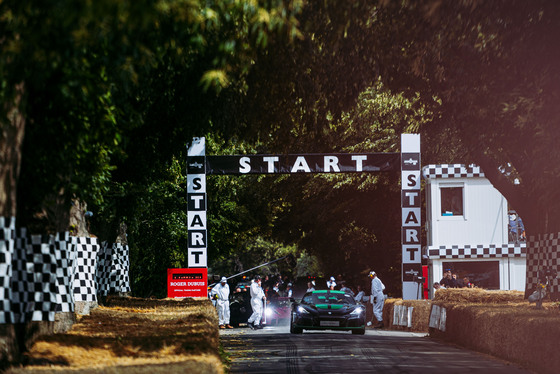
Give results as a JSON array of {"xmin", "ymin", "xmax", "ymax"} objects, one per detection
[
  {"xmin": 433, "ymin": 288, "xmax": 524, "ymax": 304},
  {"xmin": 103, "ymin": 295, "xmax": 204, "ymax": 309},
  {"xmin": 429, "ymin": 301, "xmax": 560, "ymax": 374},
  {"xmin": 383, "ymin": 298, "xmax": 431, "ymax": 332}
]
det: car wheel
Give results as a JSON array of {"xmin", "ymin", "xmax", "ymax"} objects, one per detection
[
  {"xmin": 290, "ymin": 316, "xmax": 302, "ymax": 334},
  {"xmin": 352, "ymin": 327, "xmax": 366, "ymax": 335}
]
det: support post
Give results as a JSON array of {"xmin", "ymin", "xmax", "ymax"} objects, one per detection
[{"xmin": 401, "ymin": 134, "xmax": 422, "ymax": 300}]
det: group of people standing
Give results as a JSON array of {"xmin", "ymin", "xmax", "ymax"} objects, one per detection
[
  {"xmin": 211, "ymin": 270, "xmax": 388, "ymax": 330},
  {"xmin": 210, "ymin": 274, "xmax": 269, "ymax": 330},
  {"xmin": 433, "ymin": 269, "xmax": 476, "ymax": 291}
]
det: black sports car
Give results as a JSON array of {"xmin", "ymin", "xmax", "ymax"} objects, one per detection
[{"xmin": 290, "ymin": 290, "xmax": 366, "ymax": 334}]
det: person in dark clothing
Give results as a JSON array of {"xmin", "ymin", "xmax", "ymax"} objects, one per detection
[{"xmin": 440, "ymin": 269, "xmax": 458, "ymax": 288}]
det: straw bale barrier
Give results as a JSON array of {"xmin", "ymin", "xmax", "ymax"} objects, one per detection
[
  {"xmin": 4, "ymin": 296, "xmax": 224, "ymax": 374},
  {"xmin": 383, "ymin": 298, "xmax": 432, "ymax": 332},
  {"xmin": 428, "ymin": 289, "xmax": 560, "ymax": 374}
]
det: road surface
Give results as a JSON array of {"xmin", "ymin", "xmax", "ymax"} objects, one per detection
[{"xmin": 220, "ymin": 323, "xmax": 535, "ymax": 374}]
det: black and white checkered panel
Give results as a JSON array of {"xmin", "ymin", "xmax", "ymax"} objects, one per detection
[
  {"xmin": 112, "ymin": 243, "xmax": 131, "ymax": 294},
  {"xmin": 525, "ymin": 234, "xmax": 560, "ymax": 300},
  {"xmin": 71, "ymin": 236, "xmax": 100, "ymax": 302},
  {"xmin": 428, "ymin": 243, "xmax": 527, "ymax": 259},
  {"xmin": 422, "ymin": 164, "xmax": 485, "ymax": 179},
  {"xmin": 10, "ymin": 228, "xmax": 29, "ymax": 323},
  {"xmin": 26, "ymin": 235, "xmax": 58, "ymax": 322},
  {"xmin": 95, "ymin": 241, "xmax": 112, "ymax": 297},
  {"xmin": 96, "ymin": 242, "xmax": 131, "ymax": 296},
  {"xmin": 0, "ymin": 217, "xmax": 15, "ymax": 324},
  {"xmin": 54, "ymin": 232, "xmax": 76, "ymax": 313}
]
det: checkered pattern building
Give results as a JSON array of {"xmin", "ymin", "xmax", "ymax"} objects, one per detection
[
  {"xmin": 0, "ymin": 217, "xmax": 15, "ymax": 324},
  {"xmin": 428, "ymin": 243, "xmax": 527, "ymax": 259},
  {"xmin": 423, "ymin": 164, "xmax": 485, "ymax": 179},
  {"xmin": 525, "ymin": 234, "xmax": 560, "ymax": 300},
  {"xmin": 71, "ymin": 236, "xmax": 100, "ymax": 302}
]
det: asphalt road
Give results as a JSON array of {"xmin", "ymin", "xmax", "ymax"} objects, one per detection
[{"xmin": 220, "ymin": 323, "xmax": 535, "ymax": 374}]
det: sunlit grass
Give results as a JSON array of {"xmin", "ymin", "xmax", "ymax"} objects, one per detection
[{"xmin": 8, "ymin": 297, "xmax": 223, "ymax": 373}]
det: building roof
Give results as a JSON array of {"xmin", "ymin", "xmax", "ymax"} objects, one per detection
[{"xmin": 423, "ymin": 164, "xmax": 485, "ymax": 179}]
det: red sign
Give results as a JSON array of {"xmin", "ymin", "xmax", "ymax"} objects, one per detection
[{"xmin": 167, "ymin": 268, "xmax": 208, "ymax": 298}]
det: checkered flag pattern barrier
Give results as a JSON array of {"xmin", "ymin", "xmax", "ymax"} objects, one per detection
[
  {"xmin": 112, "ymin": 243, "xmax": 131, "ymax": 294},
  {"xmin": 27, "ymin": 235, "xmax": 58, "ymax": 321},
  {"xmin": 11, "ymin": 228, "xmax": 29, "ymax": 323},
  {"xmin": 1, "ymin": 218, "xmax": 132, "ymax": 322},
  {"xmin": 54, "ymin": 232, "xmax": 76, "ymax": 313},
  {"xmin": 96, "ymin": 242, "xmax": 131, "ymax": 296},
  {"xmin": 428, "ymin": 243, "xmax": 527, "ymax": 259},
  {"xmin": 71, "ymin": 236, "xmax": 100, "ymax": 302},
  {"xmin": 96, "ymin": 241, "xmax": 112, "ymax": 297},
  {"xmin": 0, "ymin": 217, "xmax": 15, "ymax": 324},
  {"xmin": 525, "ymin": 234, "xmax": 560, "ymax": 300},
  {"xmin": 422, "ymin": 164, "xmax": 485, "ymax": 179},
  {"xmin": 10, "ymin": 233, "xmax": 58, "ymax": 322}
]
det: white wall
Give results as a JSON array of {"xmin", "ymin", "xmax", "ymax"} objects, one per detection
[
  {"xmin": 427, "ymin": 178, "xmax": 507, "ymax": 246},
  {"xmin": 501, "ymin": 257, "xmax": 527, "ymax": 291}
]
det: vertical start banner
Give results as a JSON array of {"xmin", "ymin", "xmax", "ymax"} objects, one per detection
[
  {"xmin": 187, "ymin": 137, "xmax": 207, "ymax": 267},
  {"xmin": 401, "ymin": 134, "xmax": 422, "ymax": 299}
]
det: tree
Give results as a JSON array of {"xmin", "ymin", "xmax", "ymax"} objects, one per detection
[
  {"xmin": 368, "ymin": 0, "xmax": 560, "ymax": 236},
  {"xmin": 1, "ymin": 0, "xmax": 302, "ymax": 235},
  {"xmin": 243, "ymin": 0, "xmax": 560, "ymax": 238}
]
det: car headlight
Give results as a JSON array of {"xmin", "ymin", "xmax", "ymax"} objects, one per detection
[
  {"xmin": 265, "ymin": 308, "xmax": 274, "ymax": 317},
  {"xmin": 297, "ymin": 306, "xmax": 310, "ymax": 315},
  {"xmin": 350, "ymin": 306, "xmax": 364, "ymax": 316}
]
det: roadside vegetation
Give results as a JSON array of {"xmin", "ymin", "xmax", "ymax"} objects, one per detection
[
  {"xmin": 6, "ymin": 297, "xmax": 223, "ymax": 373},
  {"xmin": 2, "ymin": 1, "xmax": 560, "ymax": 299}
]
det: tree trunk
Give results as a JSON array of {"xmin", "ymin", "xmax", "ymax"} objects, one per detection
[
  {"xmin": 0, "ymin": 83, "xmax": 26, "ymax": 217},
  {"xmin": 69, "ymin": 199, "xmax": 91, "ymax": 237},
  {"xmin": 474, "ymin": 154, "xmax": 548, "ymax": 235}
]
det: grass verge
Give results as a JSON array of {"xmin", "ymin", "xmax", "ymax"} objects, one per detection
[{"xmin": 5, "ymin": 296, "xmax": 223, "ymax": 374}]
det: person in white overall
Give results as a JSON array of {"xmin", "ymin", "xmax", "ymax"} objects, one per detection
[
  {"xmin": 211, "ymin": 277, "xmax": 233, "ymax": 329},
  {"xmin": 368, "ymin": 271, "xmax": 385, "ymax": 328},
  {"xmin": 247, "ymin": 275, "xmax": 265, "ymax": 330}
]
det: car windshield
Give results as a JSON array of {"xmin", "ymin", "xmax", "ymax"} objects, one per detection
[{"xmin": 302, "ymin": 291, "xmax": 356, "ymax": 305}]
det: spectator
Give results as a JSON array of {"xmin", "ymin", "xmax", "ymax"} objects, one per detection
[
  {"xmin": 433, "ymin": 282, "xmax": 445, "ymax": 291},
  {"xmin": 306, "ymin": 281, "xmax": 316, "ymax": 293},
  {"xmin": 285, "ymin": 283, "xmax": 293, "ymax": 298},
  {"xmin": 327, "ymin": 276, "xmax": 337, "ymax": 290},
  {"xmin": 440, "ymin": 269, "xmax": 458, "ymax": 288},
  {"xmin": 508, "ymin": 210, "xmax": 526, "ymax": 243},
  {"xmin": 340, "ymin": 281, "xmax": 354, "ymax": 297},
  {"xmin": 354, "ymin": 285, "xmax": 365, "ymax": 303},
  {"xmin": 462, "ymin": 277, "xmax": 474, "ymax": 288}
]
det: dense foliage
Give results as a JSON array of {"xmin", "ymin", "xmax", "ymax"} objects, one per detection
[{"xmin": 2, "ymin": 1, "xmax": 559, "ymax": 297}]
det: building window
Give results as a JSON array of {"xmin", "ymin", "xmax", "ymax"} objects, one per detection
[
  {"xmin": 440, "ymin": 186, "xmax": 463, "ymax": 216},
  {"xmin": 442, "ymin": 261, "xmax": 500, "ymax": 289}
]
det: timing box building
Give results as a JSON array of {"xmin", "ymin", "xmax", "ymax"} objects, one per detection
[{"xmin": 423, "ymin": 164, "xmax": 526, "ymax": 298}]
